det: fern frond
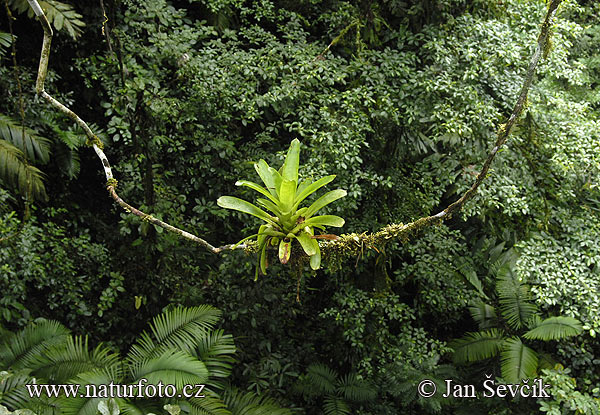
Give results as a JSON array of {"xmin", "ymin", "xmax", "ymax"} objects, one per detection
[
  {"xmin": 496, "ymin": 266, "xmax": 537, "ymax": 330},
  {"xmin": 32, "ymin": 336, "xmax": 121, "ymax": 383},
  {"xmin": 0, "ymin": 114, "xmax": 50, "ymax": 164},
  {"xmin": 500, "ymin": 337, "xmax": 538, "ymax": 383},
  {"xmin": 130, "ymin": 349, "xmax": 209, "ymax": 390},
  {"xmin": 8, "ymin": 0, "xmax": 85, "ymax": 39},
  {"xmin": 468, "ymin": 300, "xmax": 497, "ymax": 329},
  {"xmin": 117, "ymin": 399, "xmax": 162, "ymax": 415},
  {"xmin": 222, "ymin": 387, "xmax": 291, "ymax": 415},
  {"xmin": 323, "ymin": 396, "xmax": 350, "ymax": 415},
  {"xmin": 195, "ymin": 329, "xmax": 235, "ymax": 389},
  {"xmin": 302, "ymin": 364, "xmax": 337, "ymax": 395},
  {"xmin": 129, "ymin": 306, "xmax": 222, "ymax": 362},
  {"xmin": 0, "ymin": 32, "xmax": 12, "ymax": 58},
  {"xmin": 523, "ymin": 316, "xmax": 583, "ymax": 341},
  {"xmin": 335, "ymin": 373, "xmax": 376, "ymax": 403},
  {"xmin": 59, "ymin": 369, "xmax": 124, "ymax": 415},
  {"xmin": 450, "ymin": 329, "xmax": 505, "ymax": 363},
  {"xmin": 0, "ymin": 370, "xmax": 33, "ymax": 409},
  {"xmin": 0, "ymin": 320, "xmax": 70, "ymax": 371},
  {"xmin": 0, "ymin": 140, "xmax": 47, "ymax": 201},
  {"xmin": 183, "ymin": 394, "xmax": 231, "ymax": 415}
]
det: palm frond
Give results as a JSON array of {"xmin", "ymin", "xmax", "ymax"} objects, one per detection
[
  {"xmin": 523, "ymin": 316, "xmax": 583, "ymax": 341},
  {"xmin": 0, "ymin": 32, "xmax": 12, "ymax": 58},
  {"xmin": 129, "ymin": 306, "xmax": 221, "ymax": 362},
  {"xmin": 468, "ymin": 300, "xmax": 497, "ymax": 329},
  {"xmin": 0, "ymin": 140, "xmax": 47, "ymax": 201},
  {"xmin": 450, "ymin": 329, "xmax": 505, "ymax": 363},
  {"xmin": 0, "ymin": 320, "xmax": 70, "ymax": 371},
  {"xmin": 0, "ymin": 114, "xmax": 50, "ymax": 164},
  {"xmin": 500, "ymin": 337, "xmax": 538, "ymax": 383},
  {"xmin": 182, "ymin": 394, "xmax": 231, "ymax": 415},
  {"xmin": 222, "ymin": 388, "xmax": 290, "ymax": 415},
  {"xmin": 59, "ymin": 369, "xmax": 125, "ymax": 415},
  {"xmin": 496, "ymin": 265, "xmax": 538, "ymax": 330},
  {"xmin": 195, "ymin": 329, "xmax": 235, "ymax": 389},
  {"xmin": 301, "ymin": 364, "xmax": 337, "ymax": 396},
  {"xmin": 32, "ymin": 336, "xmax": 121, "ymax": 383},
  {"xmin": 323, "ymin": 397, "xmax": 350, "ymax": 415},
  {"xmin": 54, "ymin": 141, "xmax": 80, "ymax": 179},
  {"xmin": 335, "ymin": 373, "xmax": 376, "ymax": 403},
  {"xmin": 117, "ymin": 399, "xmax": 162, "ymax": 415},
  {"xmin": 0, "ymin": 370, "xmax": 33, "ymax": 409},
  {"xmin": 130, "ymin": 349, "xmax": 209, "ymax": 390},
  {"xmin": 8, "ymin": 0, "xmax": 85, "ymax": 39}
]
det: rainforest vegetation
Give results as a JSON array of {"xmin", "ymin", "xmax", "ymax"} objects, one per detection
[{"xmin": 1, "ymin": 0, "xmax": 600, "ymax": 413}]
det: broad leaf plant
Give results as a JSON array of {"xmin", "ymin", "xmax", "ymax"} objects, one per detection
[{"xmin": 217, "ymin": 139, "xmax": 346, "ymax": 276}]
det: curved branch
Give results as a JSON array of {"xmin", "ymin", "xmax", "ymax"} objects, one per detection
[
  {"xmin": 27, "ymin": 0, "xmax": 562, "ymax": 260},
  {"xmin": 321, "ymin": 0, "xmax": 563, "ymax": 261},
  {"xmin": 26, "ymin": 0, "xmax": 237, "ymax": 254}
]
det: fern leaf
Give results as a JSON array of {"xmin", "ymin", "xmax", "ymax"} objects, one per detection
[
  {"xmin": 0, "ymin": 140, "xmax": 47, "ymax": 201},
  {"xmin": 450, "ymin": 329, "xmax": 505, "ymax": 363},
  {"xmin": 222, "ymin": 387, "xmax": 290, "ymax": 415},
  {"xmin": 195, "ymin": 329, "xmax": 235, "ymax": 389},
  {"xmin": 303, "ymin": 364, "xmax": 337, "ymax": 395},
  {"xmin": 128, "ymin": 306, "xmax": 221, "ymax": 363},
  {"xmin": 0, "ymin": 370, "xmax": 33, "ymax": 409},
  {"xmin": 335, "ymin": 373, "xmax": 376, "ymax": 403},
  {"xmin": 59, "ymin": 369, "xmax": 124, "ymax": 415},
  {"xmin": 130, "ymin": 349, "xmax": 209, "ymax": 390},
  {"xmin": 31, "ymin": 336, "xmax": 121, "ymax": 383},
  {"xmin": 0, "ymin": 320, "xmax": 70, "ymax": 371},
  {"xmin": 496, "ymin": 265, "xmax": 537, "ymax": 330},
  {"xmin": 468, "ymin": 300, "xmax": 497, "ymax": 329},
  {"xmin": 182, "ymin": 394, "xmax": 230, "ymax": 415},
  {"xmin": 0, "ymin": 32, "xmax": 12, "ymax": 58},
  {"xmin": 0, "ymin": 114, "xmax": 50, "ymax": 164},
  {"xmin": 323, "ymin": 397, "xmax": 350, "ymax": 415},
  {"xmin": 523, "ymin": 316, "xmax": 583, "ymax": 341},
  {"xmin": 500, "ymin": 337, "xmax": 538, "ymax": 383}
]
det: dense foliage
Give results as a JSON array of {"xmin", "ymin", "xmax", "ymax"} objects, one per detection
[{"xmin": 2, "ymin": 0, "xmax": 600, "ymax": 413}]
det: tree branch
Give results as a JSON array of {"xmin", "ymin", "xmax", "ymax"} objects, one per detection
[
  {"xmin": 27, "ymin": 0, "xmax": 562, "ymax": 260},
  {"xmin": 26, "ymin": 0, "xmax": 238, "ymax": 254}
]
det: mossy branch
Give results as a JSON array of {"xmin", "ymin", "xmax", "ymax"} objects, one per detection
[{"xmin": 27, "ymin": 0, "xmax": 562, "ymax": 261}]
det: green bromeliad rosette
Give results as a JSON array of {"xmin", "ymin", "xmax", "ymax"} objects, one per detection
[{"xmin": 217, "ymin": 139, "xmax": 346, "ymax": 278}]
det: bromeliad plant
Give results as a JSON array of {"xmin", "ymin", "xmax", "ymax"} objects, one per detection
[{"xmin": 217, "ymin": 139, "xmax": 346, "ymax": 276}]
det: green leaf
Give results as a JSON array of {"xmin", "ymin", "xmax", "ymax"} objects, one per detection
[
  {"xmin": 268, "ymin": 166, "xmax": 283, "ymax": 197},
  {"xmin": 278, "ymin": 239, "xmax": 292, "ymax": 264},
  {"xmin": 131, "ymin": 349, "xmax": 209, "ymax": 390},
  {"xmin": 523, "ymin": 316, "xmax": 583, "ymax": 341},
  {"xmin": 301, "ymin": 215, "xmax": 345, "ymax": 229},
  {"xmin": 323, "ymin": 397, "xmax": 350, "ymax": 415},
  {"xmin": 450, "ymin": 329, "xmax": 505, "ymax": 363},
  {"xmin": 254, "ymin": 160, "xmax": 277, "ymax": 197},
  {"xmin": 304, "ymin": 189, "xmax": 347, "ymax": 219},
  {"xmin": 281, "ymin": 139, "xmax": 300, "ymax": 183},
  {"xmin": 469, "ymin": 300, "xmax": 497, "ymax": 329},
  {"xmin": 217, "ymin": 196, "xmax": 276, "ymax": 226},
  {"xmin": 235, "ymin": 180, "xmax": 279, "ymax": 204},
  {"xmin": 293, "ymin": 175, "xmax": 336, "ymax": 207},
  {"xmin": 297, "ymin": 230, "xmax": 317, "ymax": 256},
  {"xmin": 496, "ymin": 265, "xmax": 538, "ymax": 330},
  {"xmin": 279, "ymin": 179, "xmax": 297, "ymax": 212},
  {"xmin": 500, "ymin": 337, "xmax": 538, "ymax": 383},
  {"xmin": 256, "ymin": 224, "xmax": 268, "ymax": 250},
  {"xmin": 259, "ymin": 240, "xmax": 268, "ymax": 276},
  {"xmin": 310, "ymin": 244, "xmax": 321, "ymax": 270},
  {"xmin": 256, "ymin": 198, "xmax": 283, "ymax": 216}
]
